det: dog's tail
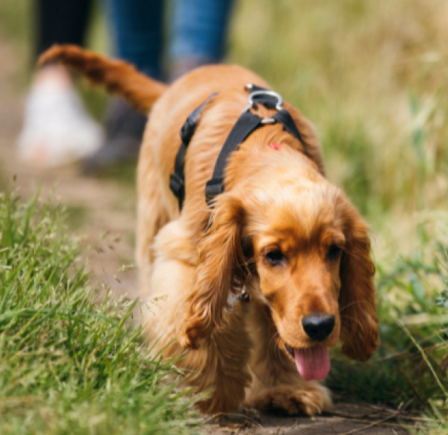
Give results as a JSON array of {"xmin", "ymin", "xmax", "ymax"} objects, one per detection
[{"xmin": 39, "ymin": 44, "xmax": 168, "ymax": 114}]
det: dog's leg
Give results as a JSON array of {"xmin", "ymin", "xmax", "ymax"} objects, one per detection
[
  {"xmin": 187, "ymin": 310, "xmax": 252, "ymax": 414},
  {"xmin": 243, "ymin": 303, "xmax": 332, "ymax": 416},
  {"xmin": 142, "ymin": 220, "xmax": 252, "ymax": 414},
  {"xmin": 136, "ymin": 129, "xmax": 170, "ymax": 299}
]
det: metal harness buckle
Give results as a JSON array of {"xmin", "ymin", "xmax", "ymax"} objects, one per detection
[{"xmin": 242, "ymin": 84, "xmax": 283, "ymax": 124}]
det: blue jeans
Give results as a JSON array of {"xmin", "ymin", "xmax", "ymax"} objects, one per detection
[{"xmin": 106, "ymin": 0, "xmax": 234, "ymax": 80}]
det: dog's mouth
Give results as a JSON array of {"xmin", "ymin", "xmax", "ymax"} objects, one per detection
[{"xmin": 284, "ymin": 343, "xmax": 330, "ymax": 381}]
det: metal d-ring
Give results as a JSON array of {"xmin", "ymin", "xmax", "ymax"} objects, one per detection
[{"xmin": 242, "ymin": 89, "xmax": 284, "ymax": 114}]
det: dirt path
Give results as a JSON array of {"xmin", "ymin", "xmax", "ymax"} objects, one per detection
[
  {"xmin": 0, "ymin": 38, "xmax": 415, "ymax": 435},
  {"xmin": 202, "ymin": 403, "xmax": 416, "ymax": 434}
]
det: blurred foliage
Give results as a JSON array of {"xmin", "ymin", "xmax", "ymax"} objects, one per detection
[
  {"xmin": 0, "ymin": 0, "xmax": 31, "ymax": 46},
  {"xmin": 230, "ymin": 0, "xmax": 448, "ymax": 221}
]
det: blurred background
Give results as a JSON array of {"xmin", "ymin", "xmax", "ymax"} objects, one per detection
[{"xmin": 1, "ymin": 0, "xmax": 448, "ymax": 422}]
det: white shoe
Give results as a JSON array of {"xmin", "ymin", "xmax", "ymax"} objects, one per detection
[{"xmin": 18, "ymin": 79, "xmax": 103, "ymax": 167}]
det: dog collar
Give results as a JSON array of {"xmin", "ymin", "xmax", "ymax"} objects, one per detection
[{"xmin": 169, "ymin": 84, "xmax": 308, "ymax": 210}]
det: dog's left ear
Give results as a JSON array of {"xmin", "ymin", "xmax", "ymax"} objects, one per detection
[
  {"xmin": 181, "ymin": 194, "xmax": 246, "ymax": 349},
  {"xmin": 338, "ymin": 200, "xmax": 379, "ymax": 361}
]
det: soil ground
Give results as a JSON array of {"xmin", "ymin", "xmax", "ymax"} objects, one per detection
[{"xmin": 0, "ymin": 39, "xmax": 419, "ymax": 435}]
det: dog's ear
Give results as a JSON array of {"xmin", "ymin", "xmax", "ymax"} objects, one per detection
[
  {"xmin": 181, "ymin": 195, "xmax": 246, "ymax": 349},
  {"xmin": 338, "ymin": 201, "xmax": 379, "ymax": 361}
]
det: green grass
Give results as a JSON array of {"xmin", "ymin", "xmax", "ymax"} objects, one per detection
[
  {"xmin": 63, "ymin": 205, "xmax": 89, "ymax": 231},
  {"xmin": 0, "ymin": 190, "xmax": 199, "ymax": 435}
]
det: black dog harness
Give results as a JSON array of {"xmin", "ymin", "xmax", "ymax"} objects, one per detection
[{"xmin": 169, "ymin": 84, "xmax": 308, "ymax": 210}]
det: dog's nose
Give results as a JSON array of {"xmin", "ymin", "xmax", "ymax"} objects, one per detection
[{"xmin": 302, "ymin": 313, "xmax": 335, "ymax": 341}]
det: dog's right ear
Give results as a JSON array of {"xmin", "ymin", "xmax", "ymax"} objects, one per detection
[
  {"xmin": 338, "ymin": 199, "xmax": 379, "ymax": 362},
  {"xmin": 181, "ymin": 194, "xmax": 246, "ymax": 349}
]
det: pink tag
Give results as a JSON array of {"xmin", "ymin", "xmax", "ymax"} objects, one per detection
[{"xmin": 269, "ymin": 143, "xmax": 282, "ymax": 150}]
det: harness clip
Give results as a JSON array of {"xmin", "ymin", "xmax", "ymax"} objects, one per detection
[{"xmin": 242, "ymin": 89, "xmax": 283, "ymax": 114}]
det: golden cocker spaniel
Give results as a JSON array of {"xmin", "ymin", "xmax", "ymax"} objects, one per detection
[{"xmin": 41, "ymin": 45, "xmax": 379, "ymax": 416}]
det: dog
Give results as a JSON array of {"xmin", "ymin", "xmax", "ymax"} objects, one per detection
[{"xmin": 40, "ymin": 45, "xmax": 379, "ymax": 416}]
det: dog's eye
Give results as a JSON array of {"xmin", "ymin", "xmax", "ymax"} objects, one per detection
[
  {"xmin": 265, "ymin": 250, "xmax": 285, "ymax": 266},
  {"xmin": 327, "ymin": 245, "xmax": 341, "ymax": 260}
]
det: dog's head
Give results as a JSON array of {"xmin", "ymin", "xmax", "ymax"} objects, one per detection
[{"xmin": 182, "ymin": 151, "xmax": 379, "ymax": 380}]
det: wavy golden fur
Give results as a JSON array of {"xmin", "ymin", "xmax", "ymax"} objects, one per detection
[{"xmin": 41, "ymin": 45, "xmax": 379, "ymax": 415}]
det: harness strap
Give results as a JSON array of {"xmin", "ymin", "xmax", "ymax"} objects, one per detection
[
  {"xmin": 170, "ymin": 84, "xmax": 309, "ymax": 211},
  {"xmin": 205, "ymin": 87, "xmax": 308, "ymax": 207},
  {"xmin": 272, "ymin": 109, "xmax": 307, "ymax": 155},
  {"xmin": 169, "ymin": 93, "xmax": 216, "ymax": 210},
  {"xmin": 205, "ymin": 112, "xmax": 262, "ymax": 204}
]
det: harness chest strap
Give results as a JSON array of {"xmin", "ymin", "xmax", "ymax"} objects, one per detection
[
  {"xmin": 169, "ymin": 85, "xmax": 308, "ymax": 211},
  {"xmin": 169, "ymin": 93, "xmax": 217, "ymax": 210}
]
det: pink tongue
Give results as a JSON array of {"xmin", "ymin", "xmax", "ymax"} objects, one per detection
[{"xmin": 294, "ymin": 346, "xmax": 330, "ymax": 381}]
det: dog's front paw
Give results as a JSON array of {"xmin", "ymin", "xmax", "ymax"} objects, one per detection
[{"xmin": 245, "ymin": 383, "xmax": 332, "ymax": 416}]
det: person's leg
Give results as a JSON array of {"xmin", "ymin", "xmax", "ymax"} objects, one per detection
[
  {"xmin": 18, "ymin": 0, "xmax": 102, "ymax": 167},
  {"xmin": 35, "ymin": 0, "xmax": 93, "ymax": 59},
  {"xmin": 105, "ymin": 0, "xmax": 164, "ymax": 80},
  {"xmin": 83, "ymin": 0, "xmax": 164, "ymax": 174},
  {"xmin": 168, "ymin": 0, "xmax": 235, "ymax": 80}
]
